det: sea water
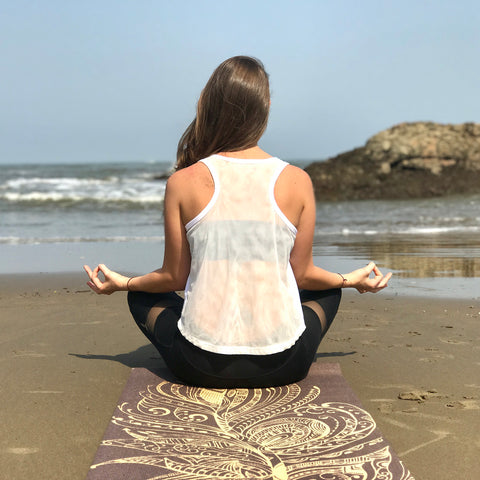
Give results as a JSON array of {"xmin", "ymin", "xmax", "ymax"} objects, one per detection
[{"xmin": 1, "ymin": 161, "xmax": 479, "ymax": 298}]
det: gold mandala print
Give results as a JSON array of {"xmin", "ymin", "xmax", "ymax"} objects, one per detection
[{"xmin": 91, "ymin": 380, "xmax": 414, "ymax": 479}]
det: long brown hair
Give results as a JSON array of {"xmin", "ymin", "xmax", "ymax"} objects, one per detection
[{"xmin": 176, "ymin": 56, "xmax": 270, "ymax": 170}]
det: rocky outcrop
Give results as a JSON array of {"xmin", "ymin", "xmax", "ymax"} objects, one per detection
[{"xmin": 304, "ymin": 122, "xmax": 480, "ymax": 200}]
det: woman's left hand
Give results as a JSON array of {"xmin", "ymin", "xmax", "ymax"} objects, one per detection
[
  {"xmin": 345, "ymin": 262, "xmax": 392, "ymax": 294},
  {"xmin": 83, "ymin": 264, "xmax": 129, "ymax": 295}
]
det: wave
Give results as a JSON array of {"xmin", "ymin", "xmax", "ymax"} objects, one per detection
[
  {"xmin": 0, "ymin": 175, "xmax": 166, "ymax": 207},
  {"xmin": 5, "ymin": 176, "xmax": 111, "ymax": 188},
  {"xmin": 324, "ymin": 225, "xmax": 480, "ymax": 236},
  {"xmin": 1, "ymin": 191, "xmax": 165, "ymax": 206},
  {"xmin": 403, "ymin": 226, "xmax": 480, "ymax": 234},
  {"xmin": 6, "ymin": 224, "xmax": 479, "ymax": 247},
  {"xmin": 0, "ymin": 235, "xmax": 165, "ymax": 245},
  {"xmin": 0, "ymin": 164, "xmax": 168, "ymax": 208}
]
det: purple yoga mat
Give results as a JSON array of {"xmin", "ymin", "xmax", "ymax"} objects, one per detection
[{"xmin": 87, "ymin": 362, "xmax": 414, "ymax": 479}]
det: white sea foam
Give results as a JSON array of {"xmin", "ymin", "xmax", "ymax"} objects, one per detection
[
  {"xmin": 5, "ymin": 177, "xmax": 107, "ymax": 188},
  {"xmin": 1, "ymin": 184, "xmax": 166, "ymax": 205},
  {"xmin": 0, "ymin": 235, "xmax": 165, "ymax": 245},
  {"xmin": 4, "ymin": 192, "xmax": 83, "ymax": 202},
  {"xmin": 403, "ymin": 225, "xmax": 480, "ymax": 234},
  {"xmin": 331, "ymin": 224, "xmax": 480, "ymax": 236}
]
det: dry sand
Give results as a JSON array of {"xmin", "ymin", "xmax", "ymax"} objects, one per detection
[{"xmin": 1, "ymin": 273, "xmax": 479, "ymax": 480}]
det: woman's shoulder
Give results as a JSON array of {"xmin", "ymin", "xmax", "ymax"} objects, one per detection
[
  {"xmin": 168, "ymin": 162, "xmax": 211, "ymax": 186},
  {"xmin": 278, "ymin": 163, "xmax": 313, "ymax": 189},
  {"xmin": 167, "ymin": 162, "xmax": 214, "ymax": 212}
]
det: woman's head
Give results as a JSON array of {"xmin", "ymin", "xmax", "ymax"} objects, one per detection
[{"xmin": 176, "ymin": 56, "xmax": 270, "ymax": 169}]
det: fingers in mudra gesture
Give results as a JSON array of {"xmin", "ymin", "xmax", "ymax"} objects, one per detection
[
  {"xmin": 83, "ymin": 264, "xmax": 129, "ymax": 295},
  {"xmin": 349, "ymin": 262, "xmax": 392, "ymax": 294}
]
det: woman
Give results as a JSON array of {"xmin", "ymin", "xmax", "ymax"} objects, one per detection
[{"xmin": 84, "ymin": 56, "xmax": 391, "ymax": 388}]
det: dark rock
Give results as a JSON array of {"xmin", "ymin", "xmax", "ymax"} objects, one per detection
[
  {"xmin": 153, "ymin": 171, "xmax": 173, "ymax": 181},
  {"xmin": 305, "ymin": 122, "xmax": 480, "ymax": 200}
]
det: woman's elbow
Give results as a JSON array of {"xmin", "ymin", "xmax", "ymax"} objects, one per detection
[
  {"xmin": 295, "ymin": 275, "xmax": 312, "ymax": 290},
  {"xmin": 291, "ymin": 264, "xmax": 309, "ymax": 290},
  {"xmin": 165, "ymin": 271, "xmax": 188, "ymax": 291},
  {"xmin": 171, "ymin": 267, "xmax": 190, "ymax": 291},
  {"xmin": 155, "ymin": 266, "xmax": 189, "ymax": 292},
  {"xmin": 170, "ymin": 278, "xmax": 188, "ymax": 291}
]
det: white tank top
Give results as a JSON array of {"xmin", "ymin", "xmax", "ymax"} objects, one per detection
[{"xmin": 178, "ymin": 154, "xmax": 305, "ymax": 355}]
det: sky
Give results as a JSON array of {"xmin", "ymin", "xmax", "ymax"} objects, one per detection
[{"xmin": 1, "ymin": 0, "xmax": 479, "ymax": 165}]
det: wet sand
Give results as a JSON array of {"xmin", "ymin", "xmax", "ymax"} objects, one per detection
[{"xmin": 1, "ymin": 273, "xmax": 479, "ymax": 480}]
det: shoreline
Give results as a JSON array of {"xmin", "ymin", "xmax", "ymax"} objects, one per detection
[
  {"xmin": 1, "ymin": 270, "xmax": 479, "ymax": 301},
  {"xmin": 2, "ymin": 233, "xmax": 479, "ymax": 300},
  {"xmin": 1, "ymin": 273, "xmax": 479, "ymax": 479}
]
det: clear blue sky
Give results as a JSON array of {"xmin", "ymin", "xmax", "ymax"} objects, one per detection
[{"xmin": 1, "ymin": 0, "xmax": 479, "ymax": 164}]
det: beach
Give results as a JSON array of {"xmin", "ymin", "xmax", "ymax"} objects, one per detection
[
  {"xmin": 1, "ymin": 161, "xmax": 479, "ymax": 478},
  {"xmin": 1, "ymin": 272, "xmax": 478, "ymax": 480},
  {"xmin": 3, "ymin": 1, "xmax": 480, "ymax": 477}
]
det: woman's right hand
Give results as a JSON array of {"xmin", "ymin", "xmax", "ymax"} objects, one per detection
[
  {"xmin": 83, "ymin": 264, "xmax": 129, "ymax": 295},
  {"xmin": 345, "ymin": 262, "xmax": 392, "ymax": 294}
]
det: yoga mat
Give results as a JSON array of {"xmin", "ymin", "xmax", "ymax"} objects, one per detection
[{"xmin": 87, "ymin": 363, "xmax": 414, "ymax": 479}]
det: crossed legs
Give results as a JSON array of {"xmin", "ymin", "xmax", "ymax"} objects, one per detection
[{"xmin": 127, "ymin": 288, "xmax": 342, "ymax": 387}]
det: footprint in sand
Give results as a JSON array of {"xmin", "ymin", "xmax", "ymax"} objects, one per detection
[
  {"xmin": 398, "ymin": 389, "xmax": 442, "ymax": 402},
  {"xmin": 378, "ymin": 402, "xmax": 394, "ymax": 414},
  {"xmin": 419, "ymin": 352, "xmax": 455, "ymax": 361},
  {"xmin": 418, "ymin": 357, "xmax": 436, "ymax": 363},
  {"xmin": 446, "ymin": 399, "xmax": 480, "ymax": 410},
  {"xmin": 439, "ymin": 338, "xmax": 470, "ymax": 345}
]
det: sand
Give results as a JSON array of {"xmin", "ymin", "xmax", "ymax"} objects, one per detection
[{"xmin": 1, "ymin": 273, "xmax": 479, "ymax": 480}]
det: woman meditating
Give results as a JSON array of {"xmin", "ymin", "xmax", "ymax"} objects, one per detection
[{"xmin": 84, "ymin": 56, "xmax": 391, "ymax": 388}]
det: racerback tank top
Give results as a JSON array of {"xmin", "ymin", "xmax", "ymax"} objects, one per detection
[{"xmin": 178, "ymin": 154, "xmax": 305, "ymax": 355}]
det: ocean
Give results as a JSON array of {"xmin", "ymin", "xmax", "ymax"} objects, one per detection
[{"xmin": 1, "ymin": 161, "xmax": 479, "ymax": 299}]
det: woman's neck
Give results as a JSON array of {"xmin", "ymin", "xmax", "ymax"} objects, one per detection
[{"xmin": 217, "ymin": 146, "xmax": 272, "ymax": 159}]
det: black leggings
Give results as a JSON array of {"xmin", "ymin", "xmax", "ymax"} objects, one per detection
[{"xmin": 128, "ymin": 288, "xmax": 341, "ymax": 388}]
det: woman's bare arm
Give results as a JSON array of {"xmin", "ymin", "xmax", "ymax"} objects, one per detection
[{"xmin": 288, "ymin": 169, "xmax": 391, "ymax": 293}]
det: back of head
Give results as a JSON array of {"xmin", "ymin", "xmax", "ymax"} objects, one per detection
[{"xmin": 176, "ymin": 56, "xmax": 270, "ymax": 169}]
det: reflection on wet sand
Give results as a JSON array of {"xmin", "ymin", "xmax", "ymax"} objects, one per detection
[{"xmin": 319, "ymin": 234, "xmax": 480, "ymax": 279}]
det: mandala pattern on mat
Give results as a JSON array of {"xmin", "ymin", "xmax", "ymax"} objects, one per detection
[{"xmin": 91, "ymin": 381, "xmax": 414, "ymax": 479}]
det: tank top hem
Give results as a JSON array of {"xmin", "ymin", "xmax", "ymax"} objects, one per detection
[{"xmin": 177, "ymin": 321, "xmax": 306, "ymax": 356}]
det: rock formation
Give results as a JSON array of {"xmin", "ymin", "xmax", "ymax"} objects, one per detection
[{"xmin": 304, "ymin": 122, "xmax": 480, "ymax": 200}]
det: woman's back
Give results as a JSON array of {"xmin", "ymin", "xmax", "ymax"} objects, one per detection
[
  {"xmin": 174, "ymin": 147, "xmax": 308, "ymax": 231},
  {"xmin": 177, "ymin": 154, "xmax": 305, "ymax": 355}
]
